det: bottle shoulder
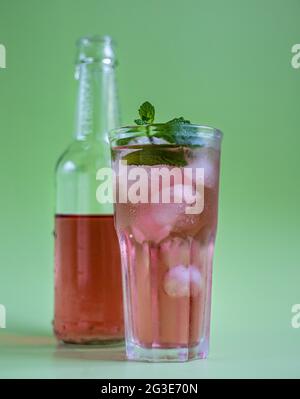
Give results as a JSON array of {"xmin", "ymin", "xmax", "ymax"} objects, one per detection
[{"xmin": 55, "ymin": 139, "xmax": 111, "ymax": 174}]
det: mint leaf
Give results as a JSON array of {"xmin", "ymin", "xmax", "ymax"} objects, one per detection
[
  {"xmin": 122, "ymin": 146, "xmax": 187, "ymax": 167},
  {"xmin": 160, "ymin": 117, "xmax": 191, "ymax": 144},
  {"xmin": 166, "ymin": 117, "xmax": 191, "ymax": 124},
  {"xmin": 136, "ymin": 101, "xmax": 155, "ymax": 125},
  {"xmin": 134, "ymin": 118, "xmax": 144, "ymax": 125},
  {"xmin": 154, "ymin": 118, "xmax": 204, "ymax": 146}
]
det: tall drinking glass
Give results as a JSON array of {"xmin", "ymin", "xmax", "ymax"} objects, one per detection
[{"xmin": 110, "ymin": 124, "xmax": 223, "ymax": 361}]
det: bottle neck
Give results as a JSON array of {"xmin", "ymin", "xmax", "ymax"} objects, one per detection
[{"xmin": 75, "ymin": 61, "xmax": 119, "ymax": 142}]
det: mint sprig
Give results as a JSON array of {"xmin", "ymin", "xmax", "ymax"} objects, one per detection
[
  {"xmin": 114, "ymin": 102, "xmax": 202, "ymax": 166},
  {"xmin": 134, "ymin": 101, "xmax": 155, "ymax": 125}
]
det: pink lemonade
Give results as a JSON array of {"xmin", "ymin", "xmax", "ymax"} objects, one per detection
[
  {"xmin": 112, "ymin": 143, "xmax": 221, "ymax": 361},
  {"xmin": 54, "ymin": 215, "xmax": 124, "ymax": 344}
]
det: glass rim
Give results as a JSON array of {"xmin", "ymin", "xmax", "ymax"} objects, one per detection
[{"xmin": 110, "ymin": 124, "xmax": 223, "ymax": 145}]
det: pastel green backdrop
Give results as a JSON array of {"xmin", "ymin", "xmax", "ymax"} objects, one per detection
[{"xmin": 0, "ymin": 0, "xmax": 299, "ymax": 378}]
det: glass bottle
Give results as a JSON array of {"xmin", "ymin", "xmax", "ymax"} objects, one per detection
[{"xmin": 53, "ymin": 36, "xmax": 124, "ymax": 344}]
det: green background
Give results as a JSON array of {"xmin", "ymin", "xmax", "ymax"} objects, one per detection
[{"xmin": 0, "ymin": 0, "xmax": 299, "ymax": 378}]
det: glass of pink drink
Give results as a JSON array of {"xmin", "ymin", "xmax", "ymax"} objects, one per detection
[{"xmin": 110, "ymin": 124, "xmax": 222, "ymax": 361}]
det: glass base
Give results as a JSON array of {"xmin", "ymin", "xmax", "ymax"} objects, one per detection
[
  {"xmin": 58, "ymin": 337, "xmax": 124, "ymax": 346},
  {"xmin": 126, "ymin": 340, "xmax": 209, "ymax": 362}
]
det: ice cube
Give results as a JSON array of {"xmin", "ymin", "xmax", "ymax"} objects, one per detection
[
  {"xmin": 163, "ymin": 265, "xmax": 202, "ymax": 298},
  {"xmin": 160, "ymin": 183, "xmax": 198, "ymax": 205},
  {"xmin": 189, "ymin": 147, "xmax": 219, "ymax": 189},
  {"xmin": 163, "ymin": 265, "xmax": 190, "ymax": 297},
  {"xmin": 130, "ymin": 204, "xmax": 172, "ymax": 244},
  {"xmin": 160, "ymin": 237, "xmax": 190, "ymax": 267},
  {"xmin": 151, "ymin": 169, "xmax": 205, "ymax": 234},
  {"xmin": 151, "ymin": 182, "xmax": 203, "ymax": 235}
]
